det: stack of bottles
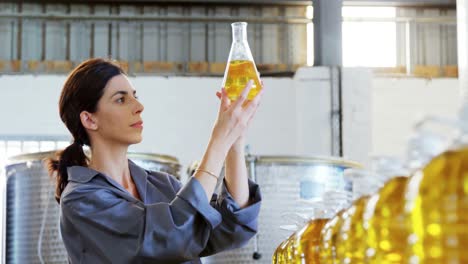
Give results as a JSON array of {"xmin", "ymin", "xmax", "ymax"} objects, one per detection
[
  {"xmin": 273, "ymin": 190, "xmax": 352, "ymax": 264},
  {"xmin": 273, "ymin": 115, "xmax": 468, "ymax": 263}
]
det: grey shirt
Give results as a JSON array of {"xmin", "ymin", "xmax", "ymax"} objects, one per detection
[{"xmin": 60, "ymin": 160, "xmax": 261, "ymax": 264}]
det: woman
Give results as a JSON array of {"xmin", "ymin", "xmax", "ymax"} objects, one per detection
[{"xmin": 46, "ymin": 58, "xmax": 264, "ymax": 263}]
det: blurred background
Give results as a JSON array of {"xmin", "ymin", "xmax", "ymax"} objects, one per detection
[{"xmin": 0, "ymin": 0, "xmax": 463, "ymax": 263}]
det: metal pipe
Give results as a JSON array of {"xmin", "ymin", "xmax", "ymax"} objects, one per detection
[
  {"xmin": 90, "ymin": 5, "xmax": 95, "ymax": 58},
  {"xmin": 245, "ymin": 145, "xmax": 261, "ymax": 260},
  {"xmin": 330, "ymin": 67, "xmax": 343, "ymax": 157},
  {"xmin": 405, "ymin": 21, "xmax": 412, "ymax": 75},
  {"xmin": 16, "ymin": 2, "xmax": 22, "ymax": 62}
]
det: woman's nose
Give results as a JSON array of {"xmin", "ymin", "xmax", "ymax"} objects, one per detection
[{"xmin": 133, "ymin": 99, "xmax": 144, "ymax": 114}]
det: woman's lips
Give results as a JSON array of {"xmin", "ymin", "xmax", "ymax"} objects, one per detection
[{"xmin": 131, "ymin": 121, "xmax": 143, "ymax": 128}]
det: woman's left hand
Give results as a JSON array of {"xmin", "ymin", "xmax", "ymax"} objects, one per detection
[{"xmin": 215, "ymin": 85, "xmax": 263, "ymax": 148}]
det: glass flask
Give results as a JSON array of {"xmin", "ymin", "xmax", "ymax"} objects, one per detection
[{"xmin": 222, "ymin": 22, "xmax": 262, "ymax": 101}]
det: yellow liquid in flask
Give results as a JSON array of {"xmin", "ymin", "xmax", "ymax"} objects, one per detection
[{"xmin": 223, "ymin": 60, "xmax": 262, "ymax": 101}]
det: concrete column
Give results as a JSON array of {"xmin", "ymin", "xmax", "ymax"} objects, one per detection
[
  {"xmin": 313, "ymin": 0, "xmax": 343, "ymax": 66},
  {"xmin": 457, "ymin": 0, "xmax": 468, "ymax": 118}
]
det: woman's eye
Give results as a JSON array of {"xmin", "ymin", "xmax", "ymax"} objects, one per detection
[{"xmin": 117, "ymin": 97, "xmax": 125, "ymax": 103}]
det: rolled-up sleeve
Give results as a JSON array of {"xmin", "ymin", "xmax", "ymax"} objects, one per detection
[
  {"xmin": 200, "ymin": 179, "xmax": 262, "ymax": 256},
  {"xmin": 61, "ymin": 177, "xmax": 222, "ymax": 263}
]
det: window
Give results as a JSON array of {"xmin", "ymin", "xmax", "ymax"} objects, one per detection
[
  {"xmin": 306, "ymin": 6, "xmax": 398, "ymax": 68},
  {"xmin": 342, "ymin": 6, "xmax": 397, "ymax": 67}
]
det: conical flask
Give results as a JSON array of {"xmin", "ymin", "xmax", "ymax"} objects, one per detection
[{"xmin": 222, "ymin": 22, "xmax": 262, "ymax": 101}]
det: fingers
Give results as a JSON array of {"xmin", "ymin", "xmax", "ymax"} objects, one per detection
[
  {"xmin": 236, "ymin": 88, "xmax": 263, "ymax": 139},
  {"xmin": 217, "ymin": 88, "xmax": 231, "ymax": 115},
  {"xmin": 245, "ymin": 88, "xmax": 264, "ymax": 116},
  {"xmin": 245, "ymin": 100, "xmax": 260, "ymax": 128},
  {"xmin": 213, "ymin": 83, "xmax": 263, "ymax": 147},
  {"xmin": 221, "ymin": 88, "xmax": 230, "ymax": 107},
  {"xmin": 232, "ymin": 80, "xmax": 254, "ymax": 110}
]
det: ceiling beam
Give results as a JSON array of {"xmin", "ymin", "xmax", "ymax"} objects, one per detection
[
  {"xmin": 3, "ymin": 0, "xmax": 456, "ymax": 7},
  {"xmin": 345, "ymin": 0, "xmax": 455, "ymax": 7}
]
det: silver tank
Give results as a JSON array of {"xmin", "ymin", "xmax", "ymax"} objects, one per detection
[
  {"xmin": 202, "ymin": 155, "xmax": 361, "ymax": 264},
  {"xmin": 2, "ymin": 151, "xmax": 181, "ymax": 264}
]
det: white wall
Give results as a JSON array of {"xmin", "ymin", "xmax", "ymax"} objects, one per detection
[
  {"xmin": 371, "ymin": 77, "xmax": 460, "ymax": 159},
  {"xmin": 1, "ymin": 73, "xmax": 460, "ymax": 173},
  {"xmin": 0, "ymin": 73, "xmax": 335, "ymax": 175},
  {"xmin": 342, "ymin": 68, "xmax": 373, "ymax": 166},
  {"xmin": 132, "ymin": 76, "xmax": 300, "ymax": 169}
]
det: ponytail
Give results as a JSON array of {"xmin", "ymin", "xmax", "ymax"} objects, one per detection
[
  {"xmin": 45, "ymin": 140, "xmax": 88, "ymax": 204},
  {"xmin": 48, "ymin": 58, "xmax": 123, "ymax": 203}
]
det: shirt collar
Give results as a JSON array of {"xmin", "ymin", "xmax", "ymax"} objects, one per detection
[
  {"xmin": 67, "ymin": 166, "xmax": 99, "ymax": 183},
  {"xmin": 67, "ymin": 160, "xmax": 148, "ymax": 202},
  {"xmin": 128, "ymin": 160, "xmax": 148, "ymax": 202}
]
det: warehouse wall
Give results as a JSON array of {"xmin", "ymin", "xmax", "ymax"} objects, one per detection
[
  {"xmin": 0, "ymin": 66, "xmax": 373, "ymax": 172},
  {"xmin": 396, "ymin": 8, "xmax": 457, "ymax": 69},
  {"xmin": 0, "ymin": 73, "xmax": 459, "ymax": 171},
  {"xmin": 372, "ymin": 77, "xmax": 460, "ymax": 158},
  {"xmin": 0, "ymin": 74, "xmax": 321, "ymax": 172}
]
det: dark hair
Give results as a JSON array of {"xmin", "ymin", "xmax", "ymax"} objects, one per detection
[{"xmin": 45, "ymin": 58, "xmax": 125, "ymax": 203}]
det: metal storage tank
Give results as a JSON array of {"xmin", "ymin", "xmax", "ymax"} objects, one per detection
[
  {"xmin": 3, "ymin": 151, "xmax": 181, "ymax": 264},
  {"xmin": 202, "ymin": 155, "xmax": 361, "ymax": 264}
]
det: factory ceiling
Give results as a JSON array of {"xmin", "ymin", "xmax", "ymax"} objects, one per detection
[{"xmin": 6, "ymin": 0, "xmax": 456, "ymax": 8}]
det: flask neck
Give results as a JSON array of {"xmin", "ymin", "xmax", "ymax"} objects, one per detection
[{"xmin": 232, "ymin": 22, "xmax": 248, "ymax": 42}]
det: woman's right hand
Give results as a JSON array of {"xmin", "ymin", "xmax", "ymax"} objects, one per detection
[
  {"xmin": 194, "ymin": 80, "xmax": 263, "ymax": 200},
  {"xmin": 209, "ymin": 80, "xmax": 264, "ymax": 156}
]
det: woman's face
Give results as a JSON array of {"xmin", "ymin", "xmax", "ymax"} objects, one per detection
[{"xmin": 86, "ymin": 74, "xmax": 144, "ymax": 146}]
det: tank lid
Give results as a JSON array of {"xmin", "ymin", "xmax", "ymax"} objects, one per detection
[
  {"xmin": 127, "ymin": 152, "xmax": 180, "ymax": 165},
  {"xmin": 6, "ymin": 150, "xmax": 180, "ymax": 165},
  {"xmin": 6, "ymin": 151, "xmax": 56, "ymax": 164},
  {"xmin": 253, "ymin": 155, "xmax": 362, "ymax": 168}
]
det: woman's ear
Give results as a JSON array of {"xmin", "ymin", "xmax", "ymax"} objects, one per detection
[{"xmin": 80, "ymin": 111, "xmax": 98, "ymax": 130}]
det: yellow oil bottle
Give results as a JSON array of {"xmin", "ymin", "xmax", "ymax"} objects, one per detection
[
  {"xmin": 286, "ymin": 232, "xmax": 298, "ymax": 263},
  {"xmin": 404, "ymin": 147, "xmax": 468, "ymax": 263},
  {"xmin": 319, "ymin": 209, "xmax": 347, "ymax": 263},
  {"xmin": 274, "ymin": 237, "xmax": 290, "ymax": 264},
  {"xmin": 335, "ymin": 195, "xmax": 372, "ymax": 263},
  {"xmin": 367, "ymin": 176, "xmax": 409, "ymax": 264},
  {"xmin": 294, "ymin": 218, "xmax": 329, "ymax": 264}
]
